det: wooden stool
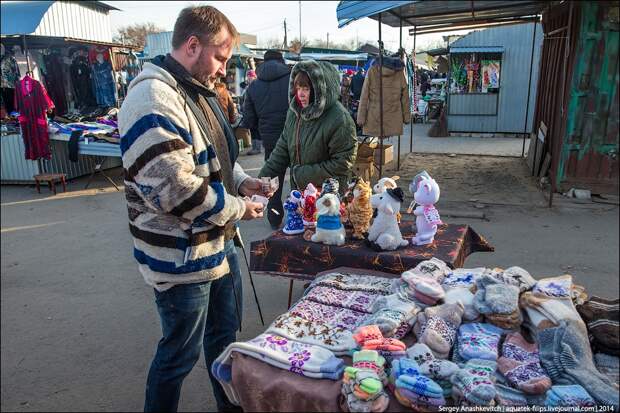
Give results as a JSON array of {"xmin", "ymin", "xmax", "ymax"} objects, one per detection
[{"xmin": 34, "ymin": 173, "xmax": 67, "ymax": 195}]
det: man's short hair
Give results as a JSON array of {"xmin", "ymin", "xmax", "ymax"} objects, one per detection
[
  {"xmin": 171, "ymin": 5, "xmax": 239, "ymax": 50},
  {"xmin": 264, "ymin": 49, "xmax": 284, "ymax": 62}
]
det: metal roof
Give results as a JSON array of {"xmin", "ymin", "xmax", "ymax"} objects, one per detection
[
  {"xmin": 450, "ymin": 46, "xmax": 505, "ymax": 53},
  {"xmin": 337, "ymin": 1, "xmax": 553, "ymax": 29},
  {"xmin": 1, "ymin": 1, "xmax": 119, "ymax": 36}
]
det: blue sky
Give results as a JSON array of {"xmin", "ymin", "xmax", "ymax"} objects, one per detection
[{"xmin": 105, "ymin": 1, "xmax": 473, "ymax": 51}]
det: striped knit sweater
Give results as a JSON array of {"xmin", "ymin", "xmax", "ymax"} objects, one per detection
[{"xmin": 119, "ymin": 62, "xmax": 248, "ymax": 291}]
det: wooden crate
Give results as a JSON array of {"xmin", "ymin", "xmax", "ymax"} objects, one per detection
[{"xmin": 374, "ymin": 144, "xmax": 393, "ymax": 165}]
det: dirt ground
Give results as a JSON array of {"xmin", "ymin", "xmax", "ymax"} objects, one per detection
[{"xmin": 383, "ymin": 153, "xmax": 547, "ymax": 207}]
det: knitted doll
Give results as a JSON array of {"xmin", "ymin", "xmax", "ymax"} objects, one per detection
[
  {"xmin": 311, "ymin": 193, "xmax": 346, "ymax": 246},
  {"xmin": 346, "ymin": 177, "xmax": 373, "ymax": 240},
  {"xmin": 283, "ymin": 190, "xmax": 304, "ymax": 235},
  {"xmin": 301, "ymin": 183, "xmax": 319, "ymax": 227}
]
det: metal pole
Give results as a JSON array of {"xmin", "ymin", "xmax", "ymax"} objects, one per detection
[
  {"xmin": 397, "ymin": 18, "xmax": 403, "ymax": 171},
  {"xmin": 378, "ymin": 14, "xmax": 384, "ymax": 177},
  {"xmin": 410, "ymin": 26, "xmax": 416, "ymax": 153},
  {"xmin": 298, "ymin": 0, "xmax": 302, "ymax": 58},
  {"xmin": 522, "ymin": 21, "xmax": 538, "ymax": 158}
]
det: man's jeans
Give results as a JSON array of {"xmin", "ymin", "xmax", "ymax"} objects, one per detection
[
  {"xmin": 144, "ymin": 240, "xmax": 242, "ymax": 412},
  {"xmin": 264, "ymin": 144, "xmax": 285, "ymax": 225}
]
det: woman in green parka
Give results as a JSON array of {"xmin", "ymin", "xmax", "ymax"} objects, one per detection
[{"xmin": 258, "ymin": 60, "xmax": 357, "ymax": 197}]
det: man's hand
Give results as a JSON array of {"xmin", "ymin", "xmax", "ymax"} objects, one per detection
[
  {"xmin": 239, "ymin": 177, "xmax": 274, "ymax": 198},
  {"xmin": 241, "ymin": 199, "xmax": 264, "ymax": 220}
]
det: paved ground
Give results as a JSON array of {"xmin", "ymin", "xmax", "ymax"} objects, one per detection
[{"xmin": 1, "ymin": 149, "xmax": 618, "ymax": 412}]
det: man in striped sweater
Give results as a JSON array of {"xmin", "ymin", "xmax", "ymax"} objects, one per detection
[{"xmin": 118, "ymin": 6, "xmax": 268, "ymax": 412}]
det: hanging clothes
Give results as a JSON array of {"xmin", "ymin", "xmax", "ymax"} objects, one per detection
[
  {"xmin": 1, "ymin": 53, "xmax": 20, "ymax": 89},
  {"xmin": 91, "ymin": 59, "xmax": 116, "ymax": 107},
  {"xmin": 70, "ymin": 54, "xmax": 96, "ymax": 108},
  {"xmin": 405, "ymin": 52, "xmax": 417, "ymax": 115},
  {"xmin": 14, "ymin": 76, "xmax": 54, "ymax": 160},
  {"xmin": 42, "ymin": 51, "xmax": 68, "ymax": 115},
  {"xmin": 88, "ymin": 46, "xmax": 111, "ymax": 65},
  {"xmin": 357, "ymin": 56, "xmax": 411, "ymax": 137}
]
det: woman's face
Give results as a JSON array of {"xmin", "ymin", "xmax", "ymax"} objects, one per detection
[{"xmin": 296, "ymin": 86, "xmax": 311, "ymax": 108}]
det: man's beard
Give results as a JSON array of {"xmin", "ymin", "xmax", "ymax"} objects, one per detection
[{"xmin": 190, "ymin": 50, "xmax": 217, "ymax": 89}]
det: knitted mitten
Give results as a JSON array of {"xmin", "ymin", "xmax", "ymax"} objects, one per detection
[
  {"xmin": 444, "ymin": 287, "xmax": 480, "ymax": 321},
  {"xmin": 407, "ymin": 343, "xmax": 460, "ymax": 380},
  {"xmin": 498, "ymin": 332, "xmax": 552, "ymax": 394},
  {"xmin": 370, "ymin": 293, "xmax": 419, "ymax": 319},
  {"xmin": 451, "ymin": 358, "xmax": 497, "ymax": 405},
  {"xmin": 442, "ymin": 267, "xmax": 486, "ymax": 291},
  {"xmin": 496, "ymin": 266, "xmax": 537, "ymax": 292},
  {"xmin": 395, "ymin": 387, "xmax": 445, "ymax": 410},
  {"xmin": 418, "ymin": 302, "xmax": 464, "ymax": 358},
  {"xmin": 485, "ymin": 310, "xmax": 523, "ymax": 330},
  {"xmin": 495, "ymin": 383, "xmax": 529, "ymax": 406},
  {"xmin": 392, "ymin": 358, "xmax": 444, "ymax": 398},
  {"xmin": 474, "ymin": 274, "xmax": 520, "ymax": 315},
  {"xmin": 457, "ymin": 323, "xmax": 503, "ymax": 361},
  {"xmin": 401, "ymin": 271, "xmax": 445, "ymax": 301},
  {"xmin": 344, "ymin": 367, "xmax": 382, "ymax": 395},
  {"xmin": 352, "ymin": 350, "xmax": 387, "ymax": 384},
  {"xmin": 577, "ymin": 296, "xmax": 619, "ymax": 356},
  {"xmin": 353, "ymin": 325, "xmax": 384, "ymax": 346}
]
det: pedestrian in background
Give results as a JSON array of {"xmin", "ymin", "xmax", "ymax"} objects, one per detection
[{"xmin": 240, "ymin": 49, "xmax": 291, "ymax": 228}]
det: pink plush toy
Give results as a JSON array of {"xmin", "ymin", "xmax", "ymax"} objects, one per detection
[{"xmin": 410, "ymin": 176, "xmax": 442, "ymax": 246}]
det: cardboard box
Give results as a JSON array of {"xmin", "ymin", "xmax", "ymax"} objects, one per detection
[
  {"xmin": 374, "ymin": 144, "xmax": 393, "ymax": 165},
  {"xmin": 353, "ymin": 160, "xmax": 375, "ymax": 182},
  {"xmin": 357, "ymin": 142, "xmax": 377, "ymax": 158}
]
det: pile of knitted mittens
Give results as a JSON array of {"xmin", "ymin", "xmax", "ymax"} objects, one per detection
[
  {"xmin": 413, "ymin": 302, "xmax": 465, "ymax": 359},
  {"xmin": 472, "ymin": 267, "xmax": 532, "ymax": 330},
  {"xmin": 353, "ymin": 325, "xmax": 407, "ymax": 364},
  {"xmin": 389, "ymin": 357, "xmax": 446, "ymax": 411},
  {"xmin": 406, "ymin": 343, "xmax": 460, "ymax": 399},
  {"xmin": 342, "ymin": 350, "xmax": 389, "ymax": 413},
  {"xmin": 442, "ymin": 267, "xmax": 486, "ymax": 322},
  {"xmin": 365, "ymin": 294, "xmax": 420, "ymax": 339}
]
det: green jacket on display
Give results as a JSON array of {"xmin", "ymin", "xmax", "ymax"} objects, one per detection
[{"xmin": 258, "ymin": 60, "xmax": 357, "ymax": 194}]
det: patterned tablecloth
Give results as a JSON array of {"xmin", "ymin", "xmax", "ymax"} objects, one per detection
[{"xmin": 250, "ymin": 223, "xmax": 494, "ymax": 280}]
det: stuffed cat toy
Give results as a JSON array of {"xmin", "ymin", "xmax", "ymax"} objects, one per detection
[
  {"xmin": 311, "ymin": 193, "xmax": 346, "ymax": 246},
  {"xmin": 346, "ymin": 177, "xmax": 373, "ymax": 240},
  {"xmin": 410, "ymin": 176, "xmax": 442, "ymax": 246}
]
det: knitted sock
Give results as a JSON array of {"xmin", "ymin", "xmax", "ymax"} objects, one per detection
[
  {"xmin": 395, "ymin": 387, "xmax": 445, "ymax": 409},
  {"xmin": 444, "ymin": 287, "xmax": 479, "ymax": 321},
  {"xmin": 392, "ymin": 358, "xmax": 444, "ymax": 398},
  {"xmin": 362, "ymin": 309, "xmax": 417, "ymax": 338},
  {"xmin": 577, "ymin": 296, "xmax": 619, "ymax": 355},
  {"xmin": 363, "ymin": 337, "xmax": 407, "ymax": 352},
  {"xmin": 353, "ymin": 325, "xmax": 384, "ymax": 345},
  {"xmin": 370, "ymin": 293, "xmax": 419, "ymax": 317},
  {"xmin": 538, "ymin": 319, "xmax": 619, "ymax": 409},
  {"xmin": 521, "ymin": 291, "xmax": 583, "ymax": 326},
  {"xmin": 485, "ymin": 310, "xmax": 523, "ymax": 330},
  {"xmin": 544, "ymin": 385, "xmax": 596, "ymax": 407},
  {"xmin": 594, "ymin": 353, "xmax": 619, "ymax": 388},
  {"xmin": 458, "ymin": 323, "xmax": 503, "ymax": 361},
  {"xmin": 495, "ymin": 383, "xmax": 529, "ymax": 406},
  {"xmin": 409, "ymin": 258, "xmax": 451, "ymax": 283},
  {"xmin": 494, "ymin": 266, "xmax": 537, "ymax": 292},
  {"xmin": 419, "ymin": 302, "xmax": 464, "ymax": 358},
  {"xmin": 401, "ymin": 271, "xmax": 445, "ymax": 300},
  {"xmin": 442, "ymin": 267, "xmax": 486, "ymax": 291},
  {"xmin": 344, "ymin": 367, "xmax": 382, "ymax": 395},
  {"xmin": 407, "ymin": 343, "xmax": 460, "ymax": 380},
  {"xmin": 413, "ymin": 289, "xmax": 441, "ymax": 306},
  {"xmin": 498, "ymin": 332, "xmax": 552, "ymax": 394},
  {"xmin": 311, "ymin": 272, "xmax": 396, "ymax": 296},
  {"xmin": 474, "ymin": 273, "xmax": 520, "ymax": 315},
  {"xmin": 451, "ymin": 358, "xmax": 497, "ymax": 405}
]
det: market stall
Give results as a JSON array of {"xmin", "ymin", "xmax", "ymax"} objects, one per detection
[{"xmin": 1, "ymin": 1, "xmax": 131, "ymax": 186}]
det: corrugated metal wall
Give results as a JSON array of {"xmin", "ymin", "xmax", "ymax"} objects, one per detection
[
  {"xmin": 34, "ymin": 1, "xmax": 113, "ymax": 42},
  {"xmin": 144, "ymin": 32, "xmax": 173, "ymax": 59},
  {"xmin": 1, "ymin": 135, "xmax": 121, "ymax": 184},
  {"xmin": 448, "ymin": 23, "xmax": 543, "ymax": 133}
]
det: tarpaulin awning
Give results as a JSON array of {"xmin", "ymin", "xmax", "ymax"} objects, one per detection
[
  {"xmin": 336, "ymin": 1, "xmax": 553, "ymax": 30},
  {"xmin": 450, "ymin": 46, "xmax": 505, "ymax": 53}
]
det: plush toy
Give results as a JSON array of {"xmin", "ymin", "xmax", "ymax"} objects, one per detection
[
  {"xmin": 283, "ymin": 190, "xmax": 305, "ymax": 235},
  {"xmin": 367, "ymin": 187, "xmax": 409, "ymax": 251},
  {"xmin": 346, "ymin": 178, "xmax": 373, "ymax": 240},
  {"xmin": 322, "ymin": 177, "xmax": 346, "ymax": 217},
  {"xmin": 373, "ymin": 176, "xmax": 402, "ymax": 223},
  {"xmin": 311, "ymin": 193, "xmax": 346, "ymax": 246},
  {"xmin": 410, "ymin": 176, "xmax": 442, "ymax": 246},
  {"xmin": 301, "ymin": 183, "xmax": 319, "ymax": 227}
]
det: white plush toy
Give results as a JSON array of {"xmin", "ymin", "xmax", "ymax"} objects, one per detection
[
  {"xmin": 411, "ymin": 175, "xmax": 442, "ymax": 246},
  {"xmin": 373, "ymin": 176, "xmax": 399, "ymax": 194},
  {"xmin": 311, "ymin": 193, "xmax": 346, "ymax": 246},
  {"xmin": 367, "ymin": 187, "xmax": 409, "ymax": 251}
]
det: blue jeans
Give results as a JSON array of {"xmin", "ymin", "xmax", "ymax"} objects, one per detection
[{"xmin": 144, "ymin": 240, "xmax": 242, "ymax": 412}]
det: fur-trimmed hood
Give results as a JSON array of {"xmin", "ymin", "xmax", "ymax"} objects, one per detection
[{"xmin": 289, "ymin": 60, "xmax": 340, "ymax": 121}]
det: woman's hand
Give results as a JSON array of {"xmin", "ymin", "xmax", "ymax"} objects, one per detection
[{"xmin": 239, "ymin": 178, "xmax": 274, "ymax": 198}]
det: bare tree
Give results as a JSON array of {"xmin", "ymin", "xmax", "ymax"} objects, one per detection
[
  {"xmin": 258, "ymin": 36, "xmax": 284, "ymax": 49},
  {"xmin": 114, "ymin": 22, "xmax": 165, "ymax": 50}
]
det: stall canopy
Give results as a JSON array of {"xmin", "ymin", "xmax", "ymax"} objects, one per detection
[{"xmin": 337, "ymin": 1, "xmax": 554, "ymax": 33}]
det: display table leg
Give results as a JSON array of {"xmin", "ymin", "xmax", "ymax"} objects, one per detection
[{"xmin": 287, "ymin": 279, "xmax": 294, "ymax": 309}]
